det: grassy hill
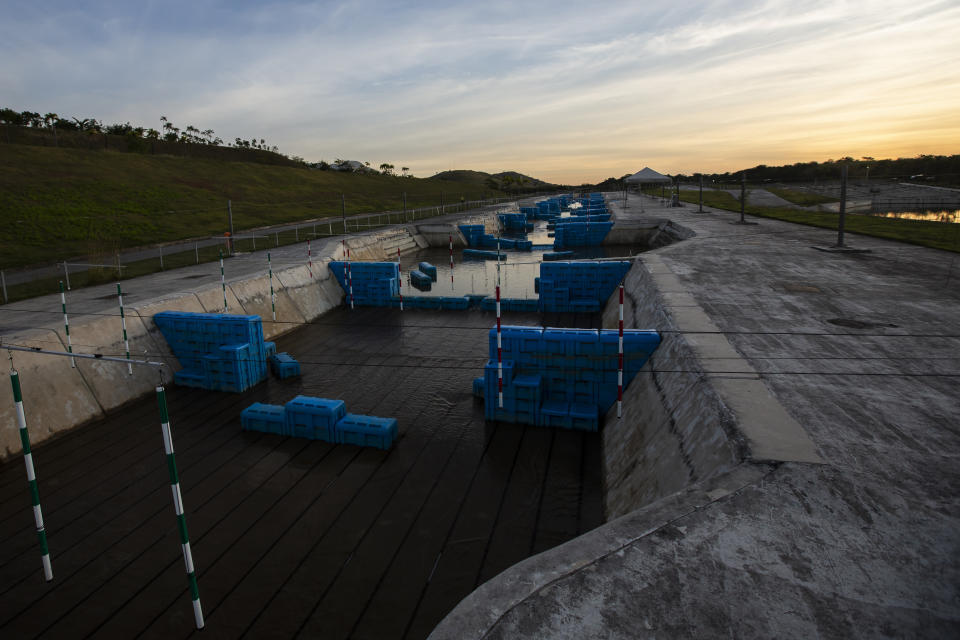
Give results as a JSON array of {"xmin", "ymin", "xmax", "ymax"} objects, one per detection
[{"xmin": 0, "ymin": 144, "xmax": 511, "ymax": 269}]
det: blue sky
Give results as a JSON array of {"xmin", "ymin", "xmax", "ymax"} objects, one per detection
[{"xmin": 2, "ymin": 0, "xmax": 959, "ymax": 183}]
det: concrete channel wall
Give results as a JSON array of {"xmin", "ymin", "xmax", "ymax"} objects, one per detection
[
  {"xmin": 0, "ymin": 222, "xmax": 472, "ymax": 460},
  {"xmin": 599, "ymin": 255, "xmax": 744, "ymax": 518}
]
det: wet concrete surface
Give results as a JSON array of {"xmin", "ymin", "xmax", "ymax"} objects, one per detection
[{"xmin": 0, "ymin": 306, "xmax": 604, "ymax": 639}]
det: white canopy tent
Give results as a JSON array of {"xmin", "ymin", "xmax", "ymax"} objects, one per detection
[
  {"xmin": 624, "ymin": 167, "xmax": 672, "ymax": 185},
  {"xmin": 624, "ymin": 167, "xmax": 672, "ymax": 211}
]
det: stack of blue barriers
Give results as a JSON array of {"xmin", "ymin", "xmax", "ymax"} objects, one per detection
[
  {"xmin": 538, "ymin": 261, "xmax": 631, "ymax": 312},
  {"xmin": 458, "ymin": 224, "xmax": 486, "ymax": 246},
  {"xmin": 154, "ymin": 311, "xmax": 270, "ymax": 392},
  {"xmin": 553, "ymin": 221, "xmax": 613, "ymax": 248},
  {"xmin": 473, "ymin": 326, "xmax": 660, "ymax": 431},
  {"xmin": 241, "ymin": 395, "xmax": 398, "ymax": 450},
  {"xmin": 329, "ymin": 261, "xmax": 399, "ymax": 306}
]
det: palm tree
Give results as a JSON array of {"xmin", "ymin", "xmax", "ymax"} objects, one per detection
[{"xmin": 43, "ymin": 112, "xmax": 59, "ymax": 146}]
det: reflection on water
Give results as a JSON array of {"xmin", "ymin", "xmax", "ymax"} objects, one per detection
[
  {"xmin": 398, "ymin": 242, "xmax": 632, "ymax": 300},
  {"xmin": 867, "ymin": 210, "xmax": 959, "ymax": 223}
]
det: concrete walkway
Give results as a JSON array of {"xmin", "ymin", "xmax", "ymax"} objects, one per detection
[{"xmin": 430, "ymin": 193, "xmax": 960, "ymax": 638}]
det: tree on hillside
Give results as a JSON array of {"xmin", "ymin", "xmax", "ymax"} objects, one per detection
[
  {"xmin": 401, "ymin": 166, "xmax": 410, "ymax": 177},
  {"xmin": 379, "ymin": 163, "xmax": 395, "ymax": 175}
]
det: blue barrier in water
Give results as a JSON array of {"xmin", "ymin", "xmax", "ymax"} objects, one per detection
[
  {"xmin": 410, "ymin": 269, "xmax": 432, "ymax": 290},
  {"xmin": 418, "ymin": 262, "xmax": 438, "ymax": 280},
  {"xmin": 154, "ymin": 311, "xmax": 269, "ymax": 392},
  {"xmin": 553, "ymin": 222, "xmax": 613, "ymax": 248},
  {"xmin": 473, "ymin": 325, "xmax": 660, "ymax": 430},
  {"xmin": 329, "ymin": 261, "xmax": 400, "ymax": 307},
  {"xmin": 538, "ymin": 261, "xmax": 631, "ymax": 312},
  {"xmin": 463, "ymin": 249, "xmax": 507, "ymax": 260}
]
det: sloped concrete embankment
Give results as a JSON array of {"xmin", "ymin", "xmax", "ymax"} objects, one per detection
[
  {"xmin": 598, "ymin": 256, "xmax": 744, "ymax": 518},
  {"xmin": 0, "ymin": 226, "xmax": 433, "ymax": 459}
]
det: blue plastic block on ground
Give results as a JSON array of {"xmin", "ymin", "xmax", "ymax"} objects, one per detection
[
  {"xmin": 335, "ymin": 413, "xmax": 398, "ymax": 450},
  {"xmin": 240, "ymin": 403, "xmax": 287, "ymax": 435},
  {"xmin": 174, "ymin": 369, "xmax": 207, "ymax": 389},
  {"xmin": 268, "ymin": 352, "xmax": 301, "ymax": 379},
  {"xmin": 263, "ymin": 341, "xmax": 277, "ymax": 357},
  {"xmin": 473, "ymin": 377, "xmax": 485, "ymax": 398},
  {"xmin": 284, "ymin": 396, "xmax": 346, "ymax": 441},
  {"xmin": 569, "ymin": 403, "xmax": 599, "ymax": 432},
  {"xmin": 539, "ymin": 400, "xmax": 572, "ymax": 429}
]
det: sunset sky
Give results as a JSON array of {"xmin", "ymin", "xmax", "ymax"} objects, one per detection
[{"xmin": 2, "ymin": 0, "xmax": 959, "ymax": 184}]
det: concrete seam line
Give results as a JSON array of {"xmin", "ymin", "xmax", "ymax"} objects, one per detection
[
  {"xmin": 470, "ymin": 462, "xmax": 776, "ymax": 640},
  {"xmin": 130, "ymin": 308, "xmax": 179, "ymax": 370},
  {"xmin": 273, "ymin": 269, "xmax": 311, "ymax": 324},
  {"xmin": 46, "ymin": 327, "xmax": 107, "ymax": 417}
]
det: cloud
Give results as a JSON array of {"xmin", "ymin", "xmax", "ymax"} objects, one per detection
[{"xmin": 1, "ymin": 0, "xmax": 958, "ymax": 182}]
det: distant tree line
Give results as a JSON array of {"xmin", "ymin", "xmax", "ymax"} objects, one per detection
[
  {"xmin": 0, "ymin": 107, "xmax": 287, "ymax": 152},
  {"xmin": 691, "ymin": 155, "xmax": 960, "ymax": 186}
]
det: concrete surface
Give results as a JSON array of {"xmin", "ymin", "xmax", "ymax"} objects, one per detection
[{"xmin": 430, "ymin": 192, "xmax": 960, "ymax": 638}]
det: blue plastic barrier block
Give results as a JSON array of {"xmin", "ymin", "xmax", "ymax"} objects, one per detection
[
  {"xmin": 410, "ymin": 270, "xmax": 432, "ymax": 289},
  {"xmin": 539, "ymin": 400, "xmax": 572, "ymax": 429},
  {"xmin": 284, "ymin": 396, "xmax": 346, "ymax": 441},
  {"xmin": 440, "ymin": 296, "xmax": 470, "ymax": 310},
  {"xmin": 263, "ymin": 341, "xmax": 277, "ymax": 357},
  {"xmin": 569, "ymin": 403, "xmax": 599, "ymax": 432},
  {"xmin": 418, "ymin": 262, "xmax": 438, "ymax": 280},
  {"xmin": 473, "ymin": 377, "xmax": 485, "ymax": 398},
  {"xmin": 336, "ymin": 414, "xmax": 398, "ymax": 450},
  {"xmin": 174, "ymin": 369, "xmax": 207, "ymax": 389},
  {"xmin": 241, "ymin": 403, "xmax": 287, "ymax": 435},
  {"xmin": 268, "ymin": 352, "xmax": 301, "ymax": 379}
]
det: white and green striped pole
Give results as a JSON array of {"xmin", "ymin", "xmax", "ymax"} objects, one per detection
[
  {"xmin": 59, "ymin": 280, "xmax": 75, "ymax": 368},
  {"xmin": 268, "ymin": 252, "xmax": 276, "ymax": 321},
  {"xmin": 156, "ymin": 385, "xmax": 204, "ymax": 629},
  {"xmin": 117, "ymin": 283, "xmax": 132, "ymax": 376},
  {"xmin": 219, "ymin": 250, "xmax": 228, "ymax": 312},
  {"xmin": 11, "ymin": 369, "xmax": 53, "ymax": 581}
]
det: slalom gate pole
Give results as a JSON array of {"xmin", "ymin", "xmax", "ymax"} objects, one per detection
[
  {"xmin": 59, "ymin": 281, "xmax": 75, "ymax": 368},
  {"xmin": 118, "ymin": 283, "xmax": 132, "ymax": 375},
  {"xmin": 397, "ymin": 247, "xmax": 403, "ymax": 311},
  {"xmin": 268, "ymin": 252, "xmax": 276, "ymax": 321},
  {"xmin": 496, "ymin": 236, "xmax": 503, "ymax": 409},
  {"xmin": 10, "ymin": 368, "xmax": 53, "ymax": 581},
  {"xmin": 618, "ymin": 282, "xmax": 624, "ymax": 419},
  {"xmin": 156, "ymin": 385, "xmax": 204, "ymax": 629},
  {"xmin": 219, "ymin": 251, "xmax": 228, "ymax": 312},
  {"xmin": 343, "ymin": 240, "xmax": 354, "ymax": 310},
  {"xmin": 307, "ymin": 239, "xmax": 313, "ymax": 278},
  {"xmin": 449, "ymin": 234, "xmax": 454, "ymax": 286}
]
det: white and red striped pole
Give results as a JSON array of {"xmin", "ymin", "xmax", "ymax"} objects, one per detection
[
  {"xmin": 449, "ymin": 234, "xmax": 454, "ymax": 286},
  {"xmin": 397, "ymin": 247, "xmax": 404, "ymax": 311},
  {"xmin": 307, "ymin": 239, "xmax": 313, "ymax": 278},
  {"xmin": 343, "ymin": 240, "xmax": 354, "ymax": 310},
  {"xmin": 496, "ymin": 236, "xmax": 503, "ymax": 408},
  {"xmin": 617, "ymin": 281, "xmax": 624, "ymax": 419}
]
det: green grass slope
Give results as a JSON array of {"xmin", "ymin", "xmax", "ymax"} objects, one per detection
[{"xmin": 0, "ymin": 144, "xmax": 507, "ymax": 269}]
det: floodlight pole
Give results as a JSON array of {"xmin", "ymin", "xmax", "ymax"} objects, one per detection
[
  {"xmin": 699, "ymin": 174, "xmax": 703, "ymax": 213},
  {"xmin": 837, "ymin": 163, "xmax": 848, "ymax": 247},
  {"xmin": 739, "ymin": 174, "xmax": 746, "ymax": 223}
]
